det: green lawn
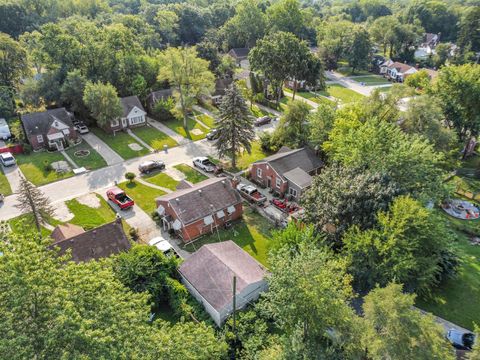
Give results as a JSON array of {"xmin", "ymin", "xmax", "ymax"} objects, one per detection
[
  {"xmin": 227, "ymin": 141, "xmax": 270, "ymax": 171},
  {"xmin": 91, "ymin": 128, "xmax": 150, "ymax": 160},
  {"xmin": 0, "ymin": 169, "xmax": 12, "ymax": 195},
  {"xmin": 296, "ymin": 91, "xmax": 336, "ymax": 106},
  {"xmin": 279, "ymin": 97, "xmax": 313, "ymax": 112},
  {"xmin": 16, "ymin": 151, "xmax": 73, "ymax": 186},
  {"xmin": 173, "ymin": 164, "xmax": 208, "ymax": 184},
  {"xmin": 143, "ymin": 172, "xmax": 179, "ymax": 190},
  {"xmin": 64, "ymin": 142, "xmax": 107, "ymax": 170},
  {"xmin": 350, "ymin": 75, "xmax": 390, "ymax": 85},
  {"xmin": 130, "ymin": 125, "xmax": 178, "ymax": 150},
  {"xmin": 193, "ymin": 111, "xmax": 216, "ymax": 129},
  {"xmin": 317, "ymin": 84, "xmax": 365, "ymax": 103},
  {"xmin": 250, "ymin": 104, "xmax": 274, "ymax": 118},
  {"xmin": 336, "ymin": 66, "xmax": 371, "ymax": 76},
  {"xmin": 374, "ymin": 86, "xmax": 393, "ymax": 93},
  {"xmin": 162, "ymin": 117, "xmax": 209, "ymax": 141},
  {"xmin": 65, "ymin": 194, "xmax": 117, "ymax": 230},
  {"xmin": 416, "ymin": 220, "xmax": 480, "ymax": 330},
  {"xmin": 7, "ymin": 214, "xmax": 51, "ymax": 237},
  {"xmin": 182, "ymin": 207, "xmax": 273, "ymax": 266},
  {"xmin": 118, "ymin": 181, "xmax": 166, "ymax": 214}
]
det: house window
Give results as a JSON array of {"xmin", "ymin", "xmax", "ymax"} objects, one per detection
[
  {"xmin": 289, "ymin": 188, "xmax": 298, "ymax": 198},
  {"xmin": 129, "ymin": 116, "xmax": 144, "ymax": 125},
  {"xmin": 37, "ymin": 135, "xmax": 44, "ymax": 143},
  {"xmin": 111, "ymin": 119, "xmax": 119, "ymax": 127},
  {"xmin": 275, "ymin": 177, "xmax": 281, "ymax": 189},
  {"xmin": 256, "ymin": 168, "xmax": 262, "ymax": 178}
]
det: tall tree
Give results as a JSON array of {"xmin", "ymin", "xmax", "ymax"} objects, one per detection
[
  {"xmin": 457, "ymin": 7, "xmax": 480, "ymax": 54},
  {"xmin": 362, "ymin": 283, "xmax": 455, "ymax": 360},
  {"xmin": 15, "ymin": 176, "xmax": 54, "ymax": 233},
  {"xmin": 157, "ymin": 47, "xmax": 214, "ymax": 129},
  {"xmin": 263, "ymin": 242, "xmax": 363, "ymax": 359},
  {"xmin": 83, "ymin": 81, "xmax": 123, "ymax": 127},
  {"xmin": 270, "ymin": 100, "xmax": 310, "ymax": 149},
  {"xmin": 215, "ymin": 83, "xmax": 255, "ymax": 169},
  {"xmin": 302, "ymin": 164, "xmax": 400, "ymax": 245},
  {"xmin": 317, "ymin": 19, "xmax": 355, "ymax": 70},
  {"xmin": 346, "ymin": 27, "xmax": 371, "ymax": 74},
  {"xmin": 0, "ymin": 33, "xmax": 30, "ymax": 88},
  {"xmin": 308, "ymin": 103, "xmax": 336, "ymax": 148},
  {"xmin": 266, "ymin": 0, "xmax": 311, "ymax": 40}
]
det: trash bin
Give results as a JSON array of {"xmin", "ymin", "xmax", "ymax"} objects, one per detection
[{"xmin": 163, "ymin": 144, "xmax": 168, "ymax": 153}]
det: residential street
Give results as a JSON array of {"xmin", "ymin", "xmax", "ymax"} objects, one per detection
[{"xmin": 0, "ymin": 139, "xmax": 215, "ymax": 221}]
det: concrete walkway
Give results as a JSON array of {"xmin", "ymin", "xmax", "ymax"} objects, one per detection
[
  {"xmin": 146, "ymin": 116, "xmax": 191, "ymax": 146},
  {"xmin": 61, "ymin": 150, "xmax": 79, "ymax": 169},
  {"xmin": 192, "ymin": 105, "xmax": 218, "ymax": 119},
  {"xmin": 126, "ymin": 129, "xmax": 154, "ymax": 152},
  {"xmin": 82, "ymin": 133, "xmax": 123, "ymax": 165},
  {"xmin": 325, "ymin": 71, "xmax": 376, "ymax": 97},
  {"xmin": 284, "ymin": 91, "xmax": 319, "ymax": 109},
  {"xmin": 2, "ymin": 165, "xmax": 23, "ymax": 193},
  {"xmin": 254, "ymin": 103, "xmax": 282, "ymax": 117}
]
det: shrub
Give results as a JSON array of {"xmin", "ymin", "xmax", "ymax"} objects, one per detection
[
  {"xmin": 22, "ymin": 143, "xmax": 32, "ymax": 155},
  {"xmin": 128, "ymin": 227, "xmax": 139, "ymax": 241},
  {"xmin": 125, "ymin": 172, "xmax": 136, "ymax": 183},
  {"xmin": 152, "ymin": 97, "xmax": 176, "ymax": 121},
  {"xmin": 43, "ymin": 160, "xmax": 52, "ymax": 172}
]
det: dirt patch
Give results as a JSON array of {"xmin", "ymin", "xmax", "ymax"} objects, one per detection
[
  {"xmin": 191, "ymin": 129, "xmax": 203, "ymax": 136},
  {"xmin": 128, "ymin": 143, "xmax": 143, "ymax": 151},
  {"xmin": 76, "ymin": 193, "xmax": 101, "ymax": 208},
  {"xmin": 53, "ymin": 201, "xmax": 74, "ymax": 222}
]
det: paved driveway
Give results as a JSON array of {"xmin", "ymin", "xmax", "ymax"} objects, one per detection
[
  {"xmin": 82, "ymin": 132, "xmax": 123, "ymax": 165},
  {"xmin": 1, "ymin": 164, "xmax": 23, "ymax": 193}
]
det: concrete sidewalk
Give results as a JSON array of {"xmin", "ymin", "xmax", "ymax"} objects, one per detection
[
  {"xmin": 82, "ymin": 133, "xmax": 123, "ymax": 165},
  {"xmin": 146, "ymin": 116, "xmax": 191, "ymax": 146}
]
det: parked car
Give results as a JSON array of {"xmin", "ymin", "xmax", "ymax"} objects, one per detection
[
  {"xmin": 0, "ymin": 152, "xmax": 16, "ymax": 167},
  {"xmin": 138, "ymin": 160, "xmax": 165, "ymax": 174},
  {"xmin": 447, "ymin": 329, "xmax": 476, "ymax": 350},
  {"xmin": 74, "ymin": 124, "xmax": 89, "ymax": 134},
  {"xmin": 254, "ymin": 116, "xmax": 272, "ymax": 127},
  {"xmin": 193, "ymin": 157, "xmax": 217, "ymax": 172},
  {"xmin": 106, "ymin": 187, "xmax": 134, "ymax": 210},
  {"xmin": 148, "ymin": 237, "xmax": 178, "ymax": 257},
  {"xmin": 236, "ymin": 183, "xmax": 267, "ymax": 205},
  {"xmin": 206, "ymin": 129, "xmax": 219, "ymax": 140}
]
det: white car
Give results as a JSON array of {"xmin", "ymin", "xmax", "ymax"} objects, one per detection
[
  {"xmin": 447, "ymin": 329, "xmax": 475, "ymax": 350},
  {"xmin": 0, "ymin": 152, "xmax": 16, "ymax": 167},
  {"xmin": 193, "ymin": 157, "xmax": 216, "ymax": 172},
  {"xmin": 148, "ymin": 237, "xmax": 177, "ymax": 257},
  {"xmin": 74, "ymin": 124, "xmax": 89, "ymax": 134}
]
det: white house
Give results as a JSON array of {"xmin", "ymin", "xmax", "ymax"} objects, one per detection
[
  {"xmin": 178, "ymin": 240, "xmax": 268, "ymax": 326},
  {"xmin": 380, "ymin": 60, "xmax": 418, "ymax": 82},
  {"xmin": 102, "ymin": 96, "xmax": 147, "ymax": 133}
]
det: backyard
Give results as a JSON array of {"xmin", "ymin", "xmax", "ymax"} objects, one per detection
[
  {"xmin": 143, "ymin": 172, "xmax": 179, "ymax": 190},
  {"xmin": 224, "ymin": 141, "xmax": 270, "ymax": 171},
  {"xmin": 65, "ymin": 142, "xmax": 107, "ymax": 170},
  {"xmin": 130, "ymin": 125, "xmax": 178, "ymax": 150},
  {"xmin": 173, "ymin": 164, "xmax": 208, "ymax": 183},
  {"xmin": 182, "ymin": 207, "xmax": 274, "ymax": 266},
  {"xmin": 65, "ymin": 194, "xmax": 117, "ymax": 230},
  {"xmin": 0, "ymin": 169, "xmax": 12, "ymax": 195},
  {"xmin": 118, "ymin": 180, "xmax": 166, "ymax": 214},
  {"xmin": 16, "ymin": 151, "xmax": 73, "ymax": 186},
  {"xmin": 162, "ymin": 117, "xmax": 209, "ymax": 141},
  {"xmin": 91, "ymin": 128, "xmax": 150, "ymax": 160}
]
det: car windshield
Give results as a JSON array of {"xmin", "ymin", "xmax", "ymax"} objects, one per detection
[{"xmin": 2, "ymin": 155, "xmax": 13, "ymax": 161}]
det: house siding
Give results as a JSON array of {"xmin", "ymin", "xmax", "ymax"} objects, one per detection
[
  {"xmin": 28, "ymin": 127, "xmax": 78, "ymax": 151},
  {"xmin": 250, "ymin": 163, "xmax": 288, "ymax": 196}
]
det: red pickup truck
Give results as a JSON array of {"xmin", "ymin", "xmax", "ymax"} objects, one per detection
[{"xmin": 106, "ymin": 187, "xmax": 134, "ymax": 210}]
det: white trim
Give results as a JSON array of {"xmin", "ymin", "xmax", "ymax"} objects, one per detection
[
  {"xmin": 275, "ymin": 177, "xmax": 282, "ymax": 188},
  {"xmin": 36, "ymin": 135, "xmax": 44, "ymax": 143},
  {"xmin": 256, "ymin": 168, "xmax": 262, "ymax": 178},
  {"xmin": 111, "ymin": 119, "xmax": 119, "ymax": 127},
  {"xmin": 289, "ymin": 188, "xmax": 298, "ymax": 198}
]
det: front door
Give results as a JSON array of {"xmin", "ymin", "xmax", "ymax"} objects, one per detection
[
  {"xmin": 56, "ymin": 140, "xmax": 64, "ymax": 151},
  {"xmin": 267, "ymin": 177, "xmax": 271, "ymax": 188},
  {"xmin": 121, "ymin": 117, "xmax": 127, "ymax": 128}
]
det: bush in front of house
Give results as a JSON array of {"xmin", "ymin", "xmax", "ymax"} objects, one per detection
[{"xmin": 125, "ymin": 172, "xmax": 135, "ymax": 183}]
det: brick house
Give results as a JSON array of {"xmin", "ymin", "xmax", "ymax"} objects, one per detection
[
  {"xmin": 50, "ymin": 219, "xmax": 131, "ymax": 262},
  {"xmin": 249, "ymin": 147, "xmax": 323, "ymax": 201},
  {"xmin": 380, "ymin": 60, "xmax": 418, "ymax": 82},
  {"xmin": 155, "ymin": 177, "xmax": 243, "ymax": 243},
  {"xmin": 101, "ymin": 96, "xmax": 147, "ymax": 133},
  {"xmin": 21, "ymin": 108, "xmax": 79, "ymax": 151}
]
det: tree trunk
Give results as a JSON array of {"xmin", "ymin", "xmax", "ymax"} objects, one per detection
[
  {"xmin": 292, "ymin": 80, "xmax": 297, "ymax": 101},
  {"xmin": 178, "ymin": 87, "xmax": 188, "ymax": 129},
  {"xmin": 25, "ymin": 186, "xmax": 41, "ymax": 234}
]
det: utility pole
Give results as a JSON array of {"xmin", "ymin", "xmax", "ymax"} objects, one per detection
[{"xmin": 232, "ymin": 275, "xmax": 237, "ymax": 359}]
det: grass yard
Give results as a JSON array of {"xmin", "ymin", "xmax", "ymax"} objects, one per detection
[
  {"xmin": 193, "ymin": 111, "xmax": 216, "ymax": 129},
  {"xmin": 163, "ymin": 117, "xmax": 209, "ymax": 141},
  {"xmin": 336, "ymin": 66, "xmax": 371, "ymax": 76},
  {"xmin": 416, "ymin": 220, "xmax": 480, "ymax": 330},
  {"xmin": 250, "ymin": 104, "xmax": 274, "ymax": 118},
  {"xmin": 279, "ymin": 96, "xmax": 313, "ymax": 112},
  {"xmin": 317, "ymin": 84, "xmax": 365, "ymax": 103},
  {"xmin": 0, "ymin": 169, "xmax": 12, "ymax": 195},
  {"xmin": 182, "ymin": 207, "xmax": 274, "ymax": 266},
  {"xmin": 130, "ymin": 125, "xmax": 178, "ymax": 150},
  {"xmin": 350, "ymin": 75, "xmax": 390, "ymax": 85},
  {"xmin": 7, "ymin": 214, "xmax": 51, "ymax": 237},
  {"xmin": 118, "ymin": 181, "xmax": 166, "ymax": 214},
  {"xmin": 65, "ymin": 194, "xmax": 117, "ymax": 230},
  {"xmin": 16, "ymin": 151, "xmax": 73, "ymax": 186},
  {"xmin": 65, "ymin": 142, "xmax": 107, "ymax": 170},
  {"xmin": 296, "ymin": 91, "xmax": 337, "ymax": 106},
  {"xmin": 91, "ymin": 128, "xmax": 150, "ymax": 160},
  {"xmin": 374, "ymin": 86, "xmax": 393, "ymax": 93},
  {"xmin": 143, "ymin": 172, "xmax": 179, "ymax": 190},
  {"xmin": 173, "ymin": 164, "xmax": 208, "ymax": 184},
  {"xmin": 228, "ymin": 141, "xmax": 270, "ymax": 171}
]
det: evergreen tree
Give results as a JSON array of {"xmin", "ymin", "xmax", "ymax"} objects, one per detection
[
  {"xmin": 15, "ymin": 176, "xmax": 54, "ymax": 233},
  {"xmin": 215, "ymin": 83, "xmax": 255, "ymax": 169}
]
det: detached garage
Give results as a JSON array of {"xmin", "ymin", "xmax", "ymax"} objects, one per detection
[{"xmin": 178, "ymin": 240, "xmax": 268, "ymax": 326}]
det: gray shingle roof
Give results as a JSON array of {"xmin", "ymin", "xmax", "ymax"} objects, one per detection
[
  {"xmin": 213, "ymin": 78, "xmax": 233, "ymax": 96},
  {"xmin": 120, "ymin": 96, "xmax": 145, "ymax": 118},
  {"xmin": 156, "ymin": 177, "xmax": 241, "ymax": 225},
  {"xmin": 228, "ymin": 48, "xmax": 250, "ymax": 59},
  {"xmin": 256, "ymin": 147, "xmax": 323, "ymax": 178},
  {"xmin": 21, "ymin": 108, "xmax": 73, "ymax": 136},
  {"xmin": 51, "ymin": 219, "xmax": 131, "ymax": 263},
  {"xmin": 283, "ymin": 167, "xmax": 313, "ymax": 189},
  {"xmin": 178, "ymin": 240, "xmax": 267, "ymax": 310}
]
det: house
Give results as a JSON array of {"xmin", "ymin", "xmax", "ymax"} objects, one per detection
[
  {"xmin": 380, "ymin": 60, "xmax": 417, "ymax": 82},
  {"xmin": 101, "ymin": 96, "xmax": 147, "ymax": 133},
  {"xmin": 228, "ymin": 48, "xmax": 250, "ymax": 67},
  {"xmin": 21, "ymin": 108, "xmax": 79, "ymax": 151},
  {"xmin": 211, "ymin": 78, "xmax": 233, "ymax": 105},
  {"xmin": 146, "ymin": 88, "xmax": 173, "ymax": 113},
  {"xmin": 249, "ymin": 147, "xmax": 323, "ymax": 201},
  {"xmin": 50, "ymin": 219, "xmax": 131, "ymax": 262},
  {"xmin": 155, "ymin": 177, "xmax": 243, "ymax": 242},
  {"xmin": 415, "ymin": 33, "xmax": 441, "ymax": 60},
  {"xmin": 178, "ymin": 240, "xmax": 268, "ymax": 326}
]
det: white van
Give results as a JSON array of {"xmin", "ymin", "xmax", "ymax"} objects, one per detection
[{"xmin": 0, "ymin": 152, "xmax": 16, "ymax": 167}]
